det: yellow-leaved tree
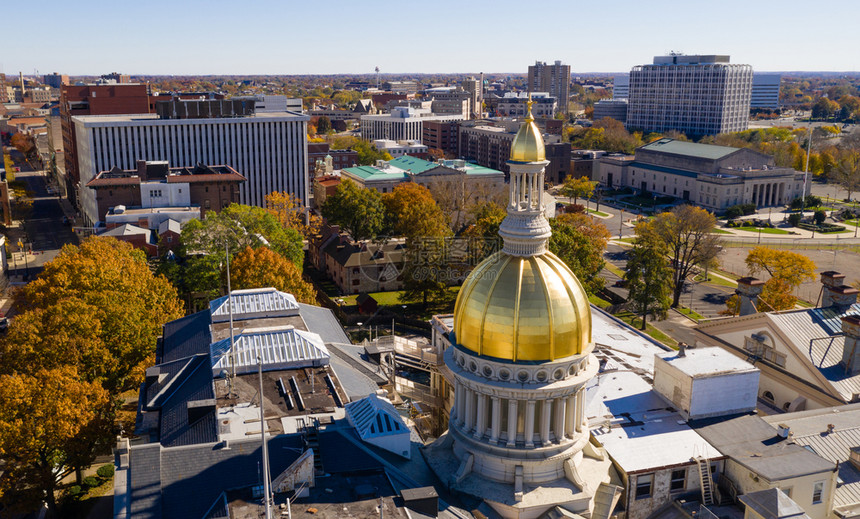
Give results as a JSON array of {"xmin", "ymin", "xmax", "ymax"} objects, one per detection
[
  {"xmin": 725, "ymin": 247, "xmax": 816, "ymax": 314},
  {"xmin": 231, "ymin": 246, "xmax": 316, "ymax": 304}
]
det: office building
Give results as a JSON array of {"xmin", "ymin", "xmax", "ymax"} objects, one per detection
[
  {"xmin": 461, "ymin": 75, "xmax": 484, "ymax": 118},
  {"xmin": 528, "ymin": 60, "xmax": 571, "ymax": 113},
  {"xmin": 42, "ymin": 73, "xmax": 69, "ymax": 88},
  {"xmin": 234, "ymin": 94, "xmax": 302, "ymax": 113},
  {"xmin": 494, "ymin": 92, "xmax": 557, "ymax": 118},
  {"xmin": 0, "ymin": 73, "xmax": 8, "ymax": 103},
  {"xmin": 372, "ymin": 139, "xmax": 429, "ymax": 159},
  {"xmin": 626, "ymin": 55, "xmax": 753, "ymax": 137},
  {"xmin": 360, "ymin": 107, "xmax": 463, "ymax": 142},
  {"xmin": 593, "ymin": 99, "xmax": 628, "ymax": 123},
  {"xmin": 100, "ymin": 72, "xmax": 131, "ymax": 84},
  {"xmin": 751, "ymin": 73, "xmax": 781, "ymax": 110},
  {"xmin": 60, "ymin": 83, "xmax": 153, "ymax": 207},
  {"xmin": 72, "ymin": 99, "xmax": 308, "ymax": 227},
  {"xmin": 596, "ymin": 138, "xmax": 806, "ymax": 211},
  {"xmin": 613, "ymin": 74, "xmax": 629, "ymax": 99},
  {"xmin": 422, "ymin": 120, "xmax": 459, "ymax": 156}
]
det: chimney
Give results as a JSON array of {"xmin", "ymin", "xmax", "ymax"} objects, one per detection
[
  {"xmin": 137, "ymin": 160, "xmax": 148, "ymax": 180},
  {"xmin": 777, "ymin": 423, "xmax": 790, "ymax": 438},
  {"xmin": 821, "ymin": 272, "xmax": 859, "ymax": 309},
  {"xmin": 736, "ymin": 277, "xmax": 765, "ymax": 315},
  {"xmin": 841, "ymin": 315, "xmax": 860, "ymax": 374},
  {"xmin": 678, "ymin": 342, "xmax": 687, "ymax": 357}
]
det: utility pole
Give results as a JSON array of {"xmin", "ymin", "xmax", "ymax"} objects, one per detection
[{"xmin": 258, "ymin": 357, "xmax": 272, "ymax": 519}]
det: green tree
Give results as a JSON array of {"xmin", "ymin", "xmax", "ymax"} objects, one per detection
[
  {"xmin": 321, "ymin": 178, "xmax": 385, "ymax": 242},
  {"xmin": 231, "ymin": 246, "xmax": 316, "ymax": 303},
  {"xmin": 625, "ymin": 235, "xmax": 673, "ymax": 330},
  {"xmin": 316, "ymin": 116, "xmax": 332, "ymax": 134},
  {"xmin": 0, "ymin": 367, "xmax": 111, "ymax": 516},
  {"xmin": 560, "ymin": 175, "xmax": 597, "ymax": 205},
  {"xmin": 548, "ymin": 213, "xmax": 611, "ymax": 296},
  {"xmin": 350, "ymin": 139, "xmax": 393, "ymax": 165},
  {"xmin": 830, "ymin": 149, "xmax": 860, "ymax": 201},
  {"xmin": 636, "ymin": 205, "xmax": 722, "ymax": 308}
]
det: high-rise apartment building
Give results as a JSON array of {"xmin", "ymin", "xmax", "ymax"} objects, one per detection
[
  {"xmin": 612, "ymin": 75, "xmax": 629, "ymax": 99},
  {"xmin": 43, "ymin": 73, "xmax": 70, "ymax": 88},
  {"xmin": 625, "ymin": 54, "xmax": 753, "ymax": 137},
  {"xmin": 527, "ymin": 60, "xmax": 571, "ymax": 113},
  {"xmin": 72, "ymin": 99, "xmax": 308, "ymax": 227},
  {"xmin": 751, "ymin": 74, "xmax": 781, "ymax": 110},
  {"xmin": 461, "ymin": 75, "xmax": 484, "ymax": 119},
  {"xmin": 101, "ymin": 72, "xmax": 132, "ymax": 84}
]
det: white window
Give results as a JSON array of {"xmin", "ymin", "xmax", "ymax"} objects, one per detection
[
  {"xmin": 636, "ymin": 474, "xmax": 653, "ymax": 499},
  {"xmin": 813, "ymin": 481, "xmax": 824, "ymax": 504}
]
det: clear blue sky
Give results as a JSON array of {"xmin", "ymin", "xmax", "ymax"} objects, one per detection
[{"xmin": 5, "ymin": 0, "xmax": 859, "ymax": 76}]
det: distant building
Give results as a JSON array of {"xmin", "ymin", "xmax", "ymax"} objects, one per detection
[
  {"xmin": 528, "ymin": 60, "xmax": 571, "ymax": 113},
  {"xmin": 307, "ymin": 142, "xmax": 357, "ymax": 179},
  {"xmin": 613, "ymin": 74, "xmax": 629, "ymax": 99},
  {"xmin": 461, "ymin": 75, "xmax": 484, "ymax": 119},
  {"xmin": 751, "ymin": 74, "xmax": 782, "ymax": 110},
  {"xmin": 42, "ymin": 73, "xmax": 69, "ymax": 88},
  {"xmin": 372, "ymin": 139, "xmax": 428, "ymax": 159},
  {"xmin": 86, "ymin": 160, "xmax": 244, "ymax": 226},
  {"xmin": 494, "ymin": 92, "xmax": 557, "ymax": 118},
  {"xmin": 233, "ymin": 94, "xmax": 302, "ymax": 113},
  {"xmin": 593, "ymin": 99, "xmax": 628, "ymax": 123},
  {"xmin": 360, "ymin": 106, "xmax": 463, "ymax": 143},
  {"xmin": 385, "ymin": 80, "xmax": 419, "ymax": 94},
  {"xmin": 422, "ymin": 120, "xmax": 460, "ymax": 156},
  {"xmin": 626, "ymin": 55, "xmax": 753, "ymax": 137},
  {"xmin": 426, "ymin": 90, "xmax": 471, "ymax": 119},
  {"xmin": 596, "ymin": 138, "xmax": 806, "ymax": 211},
  {"xmin": 100, "ymin": 72, "xmax": 131, "ymax": 84},
  {"xmin": 0, "ymin": 73, "xmax": 8, "ymax": 103}
]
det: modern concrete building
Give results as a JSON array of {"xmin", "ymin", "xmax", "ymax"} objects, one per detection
[
  {"xmin": 528, "ymin": 60, "xmax": 571, "ymax": 113},
  {"xmin": 72, "ymin": 99, "xmax": 308, "ymax": 226},
  {"xmin": 593, "ymin": 99, "xmax": 628, "ymax": 123},
  {"xmin": 612, "ymin": 74, "xmax": 629, "ymax": 100},
  {"xmin": 626, "ymin": 55, "xmax": 753, "ymax": 137},
  {"xmin": 372, "ymin": 139, "xmax": 428, "ymax": 159},
  {"xmin": 360, "ymin": 106, "xmax": 463, "ymax": 143},
  {"xmin": 751, "ymin": 74, "xmax": 782, "ymax": 110},
  {"xmin": 596, "ymin": 138, "xmax": 806, "ymax": 211},
  {"xmin": 233, "ymin": 94, "xmax": 302, "ymax": 113},
  {"xmin": 461, "ymin": 75, "xmax": 484, "ymax": 119}
]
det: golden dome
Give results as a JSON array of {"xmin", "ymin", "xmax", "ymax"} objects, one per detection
[
  {"xmin": 509, "ymin": 100, "xmax": 545, "ymax": 163},
  {"xmin": 453, "ymin": 251, "xmax": 591, "ymax": 362}
]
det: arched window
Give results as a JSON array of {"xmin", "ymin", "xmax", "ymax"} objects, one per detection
[{"xmin": 762, "ymin": 391, "xmax": 775, "ymax": 401}]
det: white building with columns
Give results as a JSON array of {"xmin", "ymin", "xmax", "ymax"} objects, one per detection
[
  {"xmin": 596, "ymin": 138, "xmax": 807, "ymax": 212},
  {"xmin": 426, "ymin": 103, "xmax": 621, "ymax": 519}
]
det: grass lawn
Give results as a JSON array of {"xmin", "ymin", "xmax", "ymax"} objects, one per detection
[
  {"xmin": 604, "ymin": 263, "xmax": 626, "ymax": 278},
  {"xmin": 711, "ymin": 228, "xmax": 733, "ymax": 234},
  {"xmin": 677, "ymin": 306, "xmax": 705, "ymax": 320},
  {"xmin": 616, "ymin": 237, "xmax": 637, "ymax": 244},
  {"xmin": 694, "ymin": 273, "xmax": 737, "ymax": 289},
  {"xmin": 843, "ymin": 219, "xmax": 860, "ymax": 227},
  {"xmin": 732, "ymin": 224, "xmax": 793, "ymax": 235},
  {"xmin": 615, "ymin": 311, "xmax": 678, "ymax": 349},
  {"xmin": 586, "ymin": 208, "xmax": 610, "ymax": 217},
  {"xmin": 589, "ymin": 294, "xmax": 612, "ymax": 309}
]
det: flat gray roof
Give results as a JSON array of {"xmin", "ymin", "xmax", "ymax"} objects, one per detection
[{"xmin": 657, "ymin": 347, "xmax": 758, "ymax": 377}]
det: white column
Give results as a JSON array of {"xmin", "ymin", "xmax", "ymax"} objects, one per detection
[
  {"xmin": 576, "ymin": 389, "xmax": 585, "ymax": 433},
  {"xmin": 465, "ymin": 389, "xmax": 475, "ymax": 433},
  {"xmin": 474, "ymin": 394, "xmax": 487, "ymax": 439},
  {"xmin": 565, "ymin": 395, "xmax": 576, "ymax": 438},
  {"xmin": 554, "ymin": 398, "xmax": 566, "ymax": 443},
  {"xmin": 506, "ymin": 399, "xmax": 518, "ymax": 447},
  {"xmin": 540, "ymin": 400, "xmax": 552, "ymax": 445},
  {"xmin": 524, "ymin": 400, "xmax": 536, "ymax": 448},
  {"xmin": 455, "ymin": 380, "xmax": 465, "ymax": 427},
  {"xmin": 490, "ymin": 397, "xmax": 501, "ymax": 443}
]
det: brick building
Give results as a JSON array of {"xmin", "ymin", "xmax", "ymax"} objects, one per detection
[
  {"xmin": 86, "ymin": 160, "xmax": 245, "ymax": 226},
  {"xmin": 60, "ymin": 83, "xmax": 153, "ymax": 206},
  {"xmin": 422, "ymin": 120, "xmax": 459, "ymax": 157}
]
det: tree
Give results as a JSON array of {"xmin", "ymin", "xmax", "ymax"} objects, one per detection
[
  {"xmin": 560, "ymin": 175, "xmax": 597, "ymax": 205},
  {"xmin": 830, "ymin": 149, "xmax": 860, "ymax": 201},
  {"xmin": 265, "ymin": 191, "xmax": 322, "ymax": 239},
  {"xmin": 462, "ymin": 201, "xmax": 505, "ymax": 263},
  {"xmin": 625, "ymin": 234, "xmax": 673, "ymax": 329},
  {"xmin": 316, "ymin": 116, "xmax": 332, "ymax": 134},
  {"xmin": 0, "ymin": 367, "xmax": 111, "ymax": 515},
  {"xmin": 14, "ymin": 237, "xmax": 184, "ymax": 392},
  {"xmin": 10, "ymin": 133, "xmax": 35, "ymax": 157},
  {"xmin": 231, "ymin": 246, "xmax": 316, "ymax": 303},
  {"xmin": 636, "ymin": 205, "xmax": 722, "ymax": 308},
  {"xmin": 182, "ymin": 204, "xmax": 304, "ymax": 267},
  {"xmin": 350, "ymin": 139, "xmax": 393, "ymax": 165},
  {"xmin": 382, "ymin": 183, "xmax": 450, "ymax": 240},
  {"xmin": 548, "ymin": 213, "xmax": 611, "ymax": 296},
  {"xmin": 743, "ymin": 246, "xmax": 816, "ymax": 311},
  {"xmin": 321, "ymin": 178, "xmax": 385, "ymax": 242},
  {"xmin": 382, "ymin": 183, "xmax": 453, "ymax": 307},
  {"xmin": 813, "ymin": 210, "xmax": 827, "ymax": 225}
]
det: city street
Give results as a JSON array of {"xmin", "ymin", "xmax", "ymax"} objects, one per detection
[{"xmin": 7, "ymin": 149, "xmax": 78, "ymax": 279}]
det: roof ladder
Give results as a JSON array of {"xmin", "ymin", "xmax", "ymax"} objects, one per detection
[{"xmin": 695, "ymin": 455, "xmax": 715, "ymax": 506}]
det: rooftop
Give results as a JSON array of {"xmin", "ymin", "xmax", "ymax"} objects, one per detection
[
  {"xmin": 87, "ymin": 161, "xmax": 245, "ymax": 188},
  {"xmin": 342, "ymin": 155, "xmax": 503, "ymax": 182},
  {"xmin": 657, "ymin": 347, "xmax": 759, "ymax": 378},
  {"xmin": 639, "ymin": 138, "xmax": 741, "ymax": 161},
  {"xmin": 739, "ymin": 488, "xmax": 810, "ymax": 519}
]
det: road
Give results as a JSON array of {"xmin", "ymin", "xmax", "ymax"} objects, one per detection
[{"xmin": 7, "ymin": 149, "xmax": 78, "ymax": 280}]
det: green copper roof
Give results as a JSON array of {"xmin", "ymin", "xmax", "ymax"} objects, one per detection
[
  {"xmin": 640, "ymin": 138, "xmax": 741, "ymax": 160},
  {"xmin": 342, "ymin": 155, "xmax": 503, "ymax": 182}
]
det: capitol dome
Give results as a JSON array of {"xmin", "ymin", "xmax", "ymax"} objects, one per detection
[
  {"xmin": 509, "ymin": 99, "xmax": 545, "ymax": 162},
  {"xmin": 453, "ymin": 251, "xmax": 591, "ymax": 362}
]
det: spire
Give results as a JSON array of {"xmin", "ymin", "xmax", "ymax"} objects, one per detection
[{"xmin": 499, "ymin": 98, "xmax": 551, "ymax": 257}]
